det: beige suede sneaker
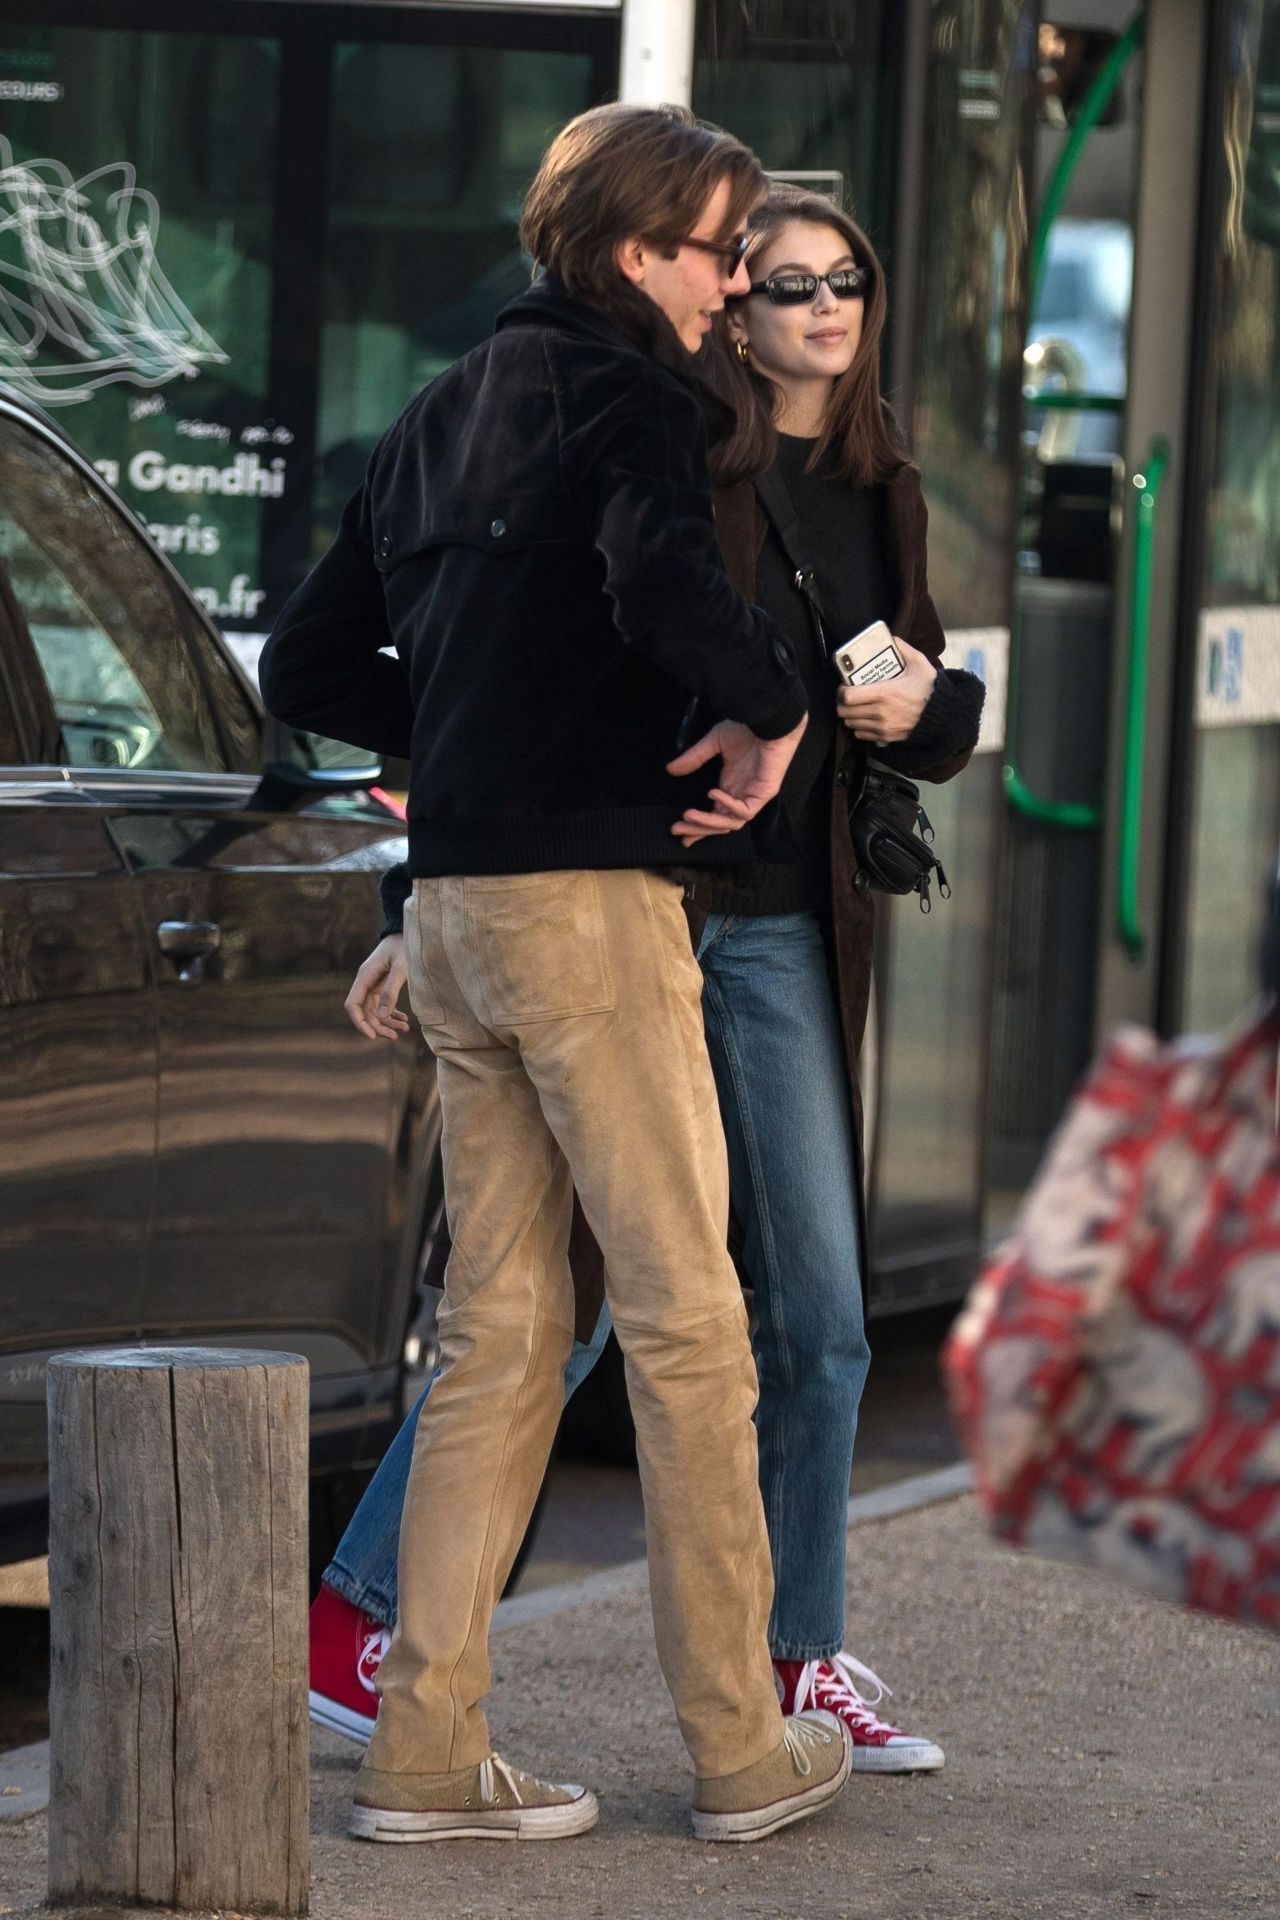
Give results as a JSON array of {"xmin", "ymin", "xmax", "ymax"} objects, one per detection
[
  {"xmin": 691, "ymin": 1710, "xmax": 852, "ymax": 1843},
  {"xmin": 350, "ymin": 1754, "xmax": 599, "ymax": 1842}
]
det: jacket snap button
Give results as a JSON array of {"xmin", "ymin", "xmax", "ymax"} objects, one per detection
[
  {"xmin": 490, "ymin": 518, "xmax": 507, "ymax": 538},
  {"xmin": 835, "ymin": 769, "xmax": 849, "ymax": 788},
  {"xmin": 772, "ymin": 638, "xmax": 795, "ymax": 671},
  {"xmin": 378, "ymin": 534, "xmax": 391, "ymax": 556}
]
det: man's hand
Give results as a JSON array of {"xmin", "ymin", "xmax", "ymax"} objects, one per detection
[
  {"xmin": 837, "ymin": 639, "xmax": 937, "ymax": 745},
  {"xmin": 344, "ymin": 934, "xmax": 410, "ymax": 1040},
  {"xmin": 665, "ymin": 712, "xmax": 808, "ymax": 847}
]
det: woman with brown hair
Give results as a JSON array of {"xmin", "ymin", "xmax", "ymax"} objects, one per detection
[{"xmin": 312, "ymin": 183, "xmax": 982, "ymax": 1780}]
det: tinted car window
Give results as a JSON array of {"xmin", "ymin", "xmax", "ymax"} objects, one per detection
[
  {"xmin": 0, "ymin": 413, "xmax": 235, "ymax": 773},
  {"xmin": 0, "ymin": 657, "xmax": 22, "ymax": 765}
]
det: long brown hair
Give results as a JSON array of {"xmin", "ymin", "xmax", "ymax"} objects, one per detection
[
  {"xmin": 519, "ymin": 104, "xmax": 763, "ymax": 358},
  {"xmin": 710, "ymin": 186, "xmax": 909, "ymax": 489}
]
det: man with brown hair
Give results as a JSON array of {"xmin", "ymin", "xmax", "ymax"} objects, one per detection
[{"xmin": 260, "ymin": 102, "xmax": 851, "ymax": 1845}]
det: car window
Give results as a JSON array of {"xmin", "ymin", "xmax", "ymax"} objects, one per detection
[
  {"xmin": 0, "ymin": 413, "xmax": 235, "ymax": 774},
  {"xmin": 0, "ymin": 667, "xmax": 21, "ymax": 765},
  {"xmin": 177, "ymin": 611, "xmax": 263, "ymax": 775}
]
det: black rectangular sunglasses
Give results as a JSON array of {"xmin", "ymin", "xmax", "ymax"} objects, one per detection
[{"xmin": 747, "ymin": 267, "xmax": 871, "ymax": 306}]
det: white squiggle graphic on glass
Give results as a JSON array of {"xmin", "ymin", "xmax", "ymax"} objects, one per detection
[{"xmin": 0, "ymin": 138, "xmax": 228, "ymax": 407}]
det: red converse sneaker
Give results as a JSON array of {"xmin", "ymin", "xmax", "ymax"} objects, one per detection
[
  {"xmin": 774, "ymin": 1651, "xmax": 945, "ymax": 1774},
  {"xmin": 309, "ymin": 1583, "xmax": 390, "ymax": 1742}
]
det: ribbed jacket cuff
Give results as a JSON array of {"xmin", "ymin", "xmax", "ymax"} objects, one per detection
[
  {"xmin": 743, "ymin": 681, "xmax": 809, "ymax": 741},
  {"xmin": 378, "ymin": 862, "xmax": 412, "ymax": 937}
]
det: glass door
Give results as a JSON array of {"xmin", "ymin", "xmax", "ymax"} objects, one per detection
[
  {"xmin": 867, "ymin": 0, "xmax": 1034, "ymax": 1307},
  {"xmin": 986, "ymin": 12, "xmax": 1143, "ymax": 1217},
  {"xmin": 1174, "ymin": 0, "xmax": 1280, "ymax": 1032}
]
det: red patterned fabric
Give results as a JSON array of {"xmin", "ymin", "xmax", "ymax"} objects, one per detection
[{"xmin": 944, "ymin": 1007, "xmax": 1280, "ymax": 1634}]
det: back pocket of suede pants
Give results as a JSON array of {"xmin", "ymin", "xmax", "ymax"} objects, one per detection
[{"xmin": 462, "ymin": 872, "xmax": 615, "ymax": 1025}]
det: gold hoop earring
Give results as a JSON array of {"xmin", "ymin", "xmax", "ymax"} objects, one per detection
[{"xmin": 734, "ymin": 337, "xmax": 750, "ymax": 364}]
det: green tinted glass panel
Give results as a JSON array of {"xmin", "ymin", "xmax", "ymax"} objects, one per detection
[
  {"xmin": 875, "ymin": 2, "xmax": 1032, "ymax": 1261},
  {"xmin": 694, "ymin": 0, "xmax": 896, "ymax": 225},
  {"xmin": 872, "ymin": 758, "xmax": 1000, "ymax": 1231},
  {"xmin": 0, "ymin": 26, "xmax": 280, "ymax": 628},
  {"xmin": 313, "ymin": 43, "xmax": 594, "ymax": 539},
  {"xmin": 1183, "ymin": 0, "xmax": 1280, "ymax": 1030},
  {"xmin": 909, "ymin": 6, "xmax": 1032, "ymax": 626}
]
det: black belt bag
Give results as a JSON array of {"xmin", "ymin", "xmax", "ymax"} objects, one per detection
[
  {"xmin": 754, "ymin": 467, "xmax": 951, "ymax": 913},
  {"xmin": 848, "ymin": 763, "xmax": 949, "ymax": 911}
]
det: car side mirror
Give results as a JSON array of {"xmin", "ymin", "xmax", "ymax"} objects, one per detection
[
  {"xmin": 250, "ymin": 757, "xmax": 386, "ymax": 813},
  {"xmin": 254, "ymin": 711, "xmax": 385, "ymax": 809}
]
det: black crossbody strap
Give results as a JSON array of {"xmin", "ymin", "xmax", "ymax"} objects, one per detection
[{"xmin": 753, "ymin": 466, "xmax": 832, "ymax": 651}]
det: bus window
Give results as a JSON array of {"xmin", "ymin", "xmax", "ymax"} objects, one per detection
[
  {"xmin": 312, "ymin": 41, "xmax": 597, "ymax": 547},
  {"xmin": 0, "ymin": 24, "xmax": 280, "ymax": 636}
]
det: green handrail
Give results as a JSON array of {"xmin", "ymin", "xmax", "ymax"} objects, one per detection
[
  {"xmin": 1002, "ymin": 765, "xmax": 1100, "ymax": 829},
  {"xmin": 1005, "ymin": 8, "xmax": 1145, "ymax": 830},
  {"xmin": 1022, "ymin": 390, "xmax": 1125, "ymax": 413},
  {"xmin": 1116, "ymin": 436, "xmax": 1170, "ymax": 960}
]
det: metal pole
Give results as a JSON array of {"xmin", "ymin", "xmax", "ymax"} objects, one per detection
[{"xmin": 618, "ymin": 0, "xmax": 696, "ymax": 107}]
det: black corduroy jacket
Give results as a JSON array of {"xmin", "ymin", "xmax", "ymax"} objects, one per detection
[{"xmin": 259, "ymin": 277, "xmax": 807, "ymax": 878}]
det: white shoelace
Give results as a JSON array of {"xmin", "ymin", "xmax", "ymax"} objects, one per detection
[
  {"xmin": 357, "ymin": 1626, "xmax": 392, "ymax": 1696},
  {"xmin": 795, "ymin": 1651, "xmax": 898, "ymax": 1734},
  {"xmin": 479, "ymin": 1754, "xmax": 526, "ymax": 1808},
  {"xmin": 782, "ymin": 1714, "xmax": 836, "ymax": 1778}
]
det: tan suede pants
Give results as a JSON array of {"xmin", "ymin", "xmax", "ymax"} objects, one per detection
[{"xmin": 367, "ymin": 869, "xmax": 783, "ymax": 1781}]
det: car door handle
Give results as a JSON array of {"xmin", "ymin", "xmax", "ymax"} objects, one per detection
[{"xmin": 156, "ymin": 919, "xmax": 221, "ymax": 985}]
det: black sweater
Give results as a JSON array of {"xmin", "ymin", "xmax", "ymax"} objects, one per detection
[
  {"xmin": 699, "ymin": 434, "xmax": 894, "ymax": 916},
  {"xmin": 259, "ymin": 278, "xmax": 807, "ymax": 878}
]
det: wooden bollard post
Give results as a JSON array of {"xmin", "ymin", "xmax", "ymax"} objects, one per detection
[{"xmin": 47, "ymin": 1348, "xmax": 310, "ymax": 1915}]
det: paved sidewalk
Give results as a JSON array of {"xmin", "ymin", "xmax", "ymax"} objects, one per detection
[{"xmin": 3, "ymin": 1493, "xmax": 1277, "ymax": 1919}]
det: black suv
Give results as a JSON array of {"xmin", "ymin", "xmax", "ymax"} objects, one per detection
[{"xmin": 0, "ymin": 390, "xmax": 442, "ymax": 1572}]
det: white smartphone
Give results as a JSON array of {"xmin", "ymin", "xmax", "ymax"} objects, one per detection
[{"xmin": 831, "ymin": 620, "xmax": 904, "ymax": 688}]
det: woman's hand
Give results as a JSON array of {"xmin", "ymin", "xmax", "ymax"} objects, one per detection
[
  {"xmin": 837, "ymin": 639, "xmax": 937, "ymax": 745},
  {"xmin": 344, "ymin": 934, "xmax": 410, "ymax": 1040}
]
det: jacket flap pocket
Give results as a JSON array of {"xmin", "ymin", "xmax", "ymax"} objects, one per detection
[{"xmin": 373, "ymin": 489, "xmax": 569, "ymax": 571}]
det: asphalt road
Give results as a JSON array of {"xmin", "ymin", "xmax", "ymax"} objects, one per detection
[{"xmin": 0, "ymin": 1305, "xmax": 961, "ymax": 1753}]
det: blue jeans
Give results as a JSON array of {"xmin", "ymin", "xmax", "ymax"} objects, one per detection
[{"xmin": 327, "ymin": 910, "xmax": 870, "ymax": 1660}]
